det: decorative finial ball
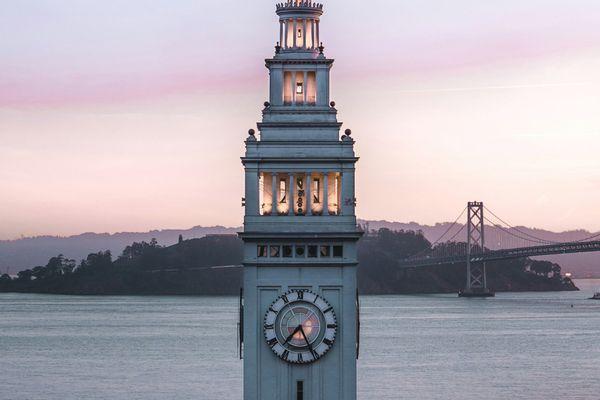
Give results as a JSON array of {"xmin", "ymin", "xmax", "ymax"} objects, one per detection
[
  {"xmin": 330, "ymin": 101, "xmax": 336, "ymax": 107},
  {"xmin": 248, "ymin": 129, "xmax": 256, "ymax": 136},
  {"xmin": 345, "ymin": 129, "xmax": 352, "ymax": 136},
  {"xmin": 264, "ymin": 101, "xmax": 271, "ymax": 107}
]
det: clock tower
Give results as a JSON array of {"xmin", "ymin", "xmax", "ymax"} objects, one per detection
[{"xmin": 240, "ymin": 1, "xmax": 362, "ymax": 400}]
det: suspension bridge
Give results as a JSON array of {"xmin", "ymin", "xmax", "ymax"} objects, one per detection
[{"xmin": 396, "ymin": 202, "xmax": 600, "ymax": 297}]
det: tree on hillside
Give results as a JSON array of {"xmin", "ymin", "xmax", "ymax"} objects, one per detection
[
  {"xmin": 17, "ymin": 269, "xmax": 33, "ymax": 282},
  {"xmin": 116, "ymin": 239, "xmax": 166, "ymax": 270},
  {"xmin": 529, "ymin": 260, "xmax": 561, "ymax": 278},
  {"xmin": 78, "ymin": 251, "xmax": 113, "ymax": 273},
  {"xmin": 45, "ymin": 255, "xmax": 76, "ymax": 276}
]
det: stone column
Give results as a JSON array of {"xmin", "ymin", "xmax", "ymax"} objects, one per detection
[
  {"xmin": 245, "ymin": 167, "xmax": 260, "ymax": 216},
  {"xmin": 285, "ymin": 20, "xmax": 289, "ymax": 48},
  {"xmin": 306, "ymin": 172, "xmax": 312, "ymax": 215},
  {"xmin": 271, "ymin": 172, "xmax": 278, "ymax": 215},
  {"xmin": 288, "ymin": 173, "xmax": 295, "ymax": 216},
  {"xmin": 316, "ymin": 19, "xmax": 320, "ymax": 46},
  {"xmin": 311, "ymin": 19, "xmax": 315, "ymax": 49},
  {"xmin": 293, "ymin": 19, "xmax": 297, "ymax": 48},
  {"xmin": 303, "ymin": 19, "xmax": 307, "ymax": 49},
  {"xmin": 279, "ymin": 20, "xmax": 284, "ymax": 47},
  {"xmin": 316, "ymin": 66, "xmax": 327, "ymax": 106},
  {"xmin": 323, "ymin": 172, "xmax": 329, "ymax": 216}
]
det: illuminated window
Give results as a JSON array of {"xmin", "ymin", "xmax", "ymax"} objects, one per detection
[
  {"xmin": 270, "ymin": 245, "xmax": 281, "ymax": 258},
  {"xmin": 298, "ymin": 28, "xmax": 303, "ymax": 39},
  {"xmin": 296, "ymin": 82, "xmax": 304, "ymax": 95},
  {"xmin": 279, "ymin": 179, "xmax": 287, "ymax": 203},
  {"xmin": 312, "ymin": 178, "xmax": 320, "ymax": 204},
  {"xmin": 320, "ymin": 245, "xmax": 330, "ymax": 258}
]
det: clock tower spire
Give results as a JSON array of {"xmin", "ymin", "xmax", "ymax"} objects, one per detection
[{"xmin": 240, "ymin": 1, "xmax": 362, "ymax": 399}]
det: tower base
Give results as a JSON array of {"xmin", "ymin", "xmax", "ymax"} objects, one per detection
[{"xmin": 459, "ymin": 288, "xmax": 495, "ymax": 298}]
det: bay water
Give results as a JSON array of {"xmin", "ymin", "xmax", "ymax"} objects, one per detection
[{"xmin": 1, "ymin": 280, "xmax": 599, "ymax": 400}]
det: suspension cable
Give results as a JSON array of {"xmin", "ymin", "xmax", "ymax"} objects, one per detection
[
  {"xmin": 483, "ymin": 216, "xmax": 554, "ymax": 245},
  {"xmin": 406, "ymin": 207, "xmax": 467, "ymax": 260},
  {"xmin": 576, "ymin": 231, "xmax": 600, "ymax": 242},
  {"xmin": 485, "ymin": 205, "xmax": 600, "ymax": 244},
  {"xmin": 444, "ymin": 223, "xmax": 466, "ymax": 243},
  {"xmin": 484, "ymin": 206, "xmax": 559, "ymax": 244},
  {"xmin": 430, "ymin": 206, "xmax": 468, "ymax": 246}
]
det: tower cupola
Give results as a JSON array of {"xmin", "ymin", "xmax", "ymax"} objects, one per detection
[
  {"xmin": 275, "ymin": 1, "xmax": 324, "ymax": 55},
  {"xmin": 267, "ymin": 0, "xmax": 332, "ymax": 108},
  {"xmin": 241, "ymin": 2, "xmax": 361, "ymax": 398}
]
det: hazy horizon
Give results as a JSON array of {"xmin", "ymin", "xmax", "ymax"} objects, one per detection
[
  {"xmin": 2, "ymin": 217, "xmax": 598, "ymax": 242},
  {"xmin": 1, "ymin": 0, "xmax": 599, "ymax": 240}
]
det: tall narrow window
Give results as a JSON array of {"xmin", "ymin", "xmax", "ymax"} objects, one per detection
[
  {"xmin": 296, "ymin": 82, "xmax": 304, "ymax": 95},
  {"xmin": 296, "ymin": 176, "xmax": 305, "ymax": 215},
  {"xmin": 279, "ymin": 179, "xmax": 287, "ymax": 203},
  {"xmin": 283, "ymin": 72, "xmax": 292, "ymax": 105},
  {"xmin": 297, "ymin": 28, "xmax": 303, "ymax": 39},
  {"xmin": 313, "ymin": 178, "xmax": 320, "ymax": 204},
  {"xmin": 307, "ymin": 72, "xmax": 317, "ymax": 105},
  {"xmin": 261, "ymin": 173, "xmax": 274, "ymax": 216}
]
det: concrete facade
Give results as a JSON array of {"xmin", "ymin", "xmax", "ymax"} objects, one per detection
[{"xmin": 240, "ymin": 2, "xmax": 362, "ymax": 399}]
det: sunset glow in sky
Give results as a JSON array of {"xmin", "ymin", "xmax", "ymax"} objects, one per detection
[{"xmin": 1, "ymin": 0, "xmax": 599, "ymax": 239}]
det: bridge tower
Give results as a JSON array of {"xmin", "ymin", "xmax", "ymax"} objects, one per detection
[
  {"xmin": 460, "ymin": 202, "xmax": 495, "ymax": 297},
  {"xmin": 240, "ymin": 1, "xmax": 362, "ymax": 399}
]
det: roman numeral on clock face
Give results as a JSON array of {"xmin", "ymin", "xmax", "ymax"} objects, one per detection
[
  {"xmin": 267, "ymin": 338, "xmax": 278, "ymax": 347},
  {"xmin": 323, "ymin": 338, "xmax": 333, "ymax": 346},
  {"xmin": 297, "ymin": 291, "xmax": 304, "ymax": 300},
  {"xmin": 297, "ymin": 353, "xmax": 303, "ymax": 363},
  {"xmin": 323, "ymin": 306, "xmax": 333, "ymax": 314},
  {"xmin": 327, "ymin": 324, "xmax": 337, "ymax": 329},
  {"xmin": 282, "ymin": 350, "xmax": 290, "ymax": 360},
  {"xmin": 264, "ymin": 324, "xmax": 274, "ymax": 330},
  {"xmin": 282, "ymin": 294, "xmax": 289, "ymax": 304}
]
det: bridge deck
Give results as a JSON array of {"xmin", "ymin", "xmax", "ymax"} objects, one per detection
[{"xmin": 397, "ymin": 241, "xmax": 600, "ymax": 268}]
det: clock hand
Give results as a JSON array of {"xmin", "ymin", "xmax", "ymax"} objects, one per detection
[
  {"xmin": 299, "ymin": 325, "xmax": 316, "ymax": 356},
  {"xmin": 283, "ymin": 325, "xmax": 302, "ymax": 345}
]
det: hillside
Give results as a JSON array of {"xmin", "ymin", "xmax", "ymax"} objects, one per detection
[
  {"xmin": 0, "ymin": 226, "xmax": 238, "ymax": 274},
  {"xmin": 361, "ymin": 220, "xmax": 600, "ymax": 278},
  {"xmin": 0, "ymin": 230, "xmax": 577, "ymax": 295},
  {"xmin": 1, "ymin": 221, "xmax": 598, "ymax": 278}
]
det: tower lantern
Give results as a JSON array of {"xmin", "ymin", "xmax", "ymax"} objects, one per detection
[
  {"xmin": 240, "ymin": 1, "xmax": 362, "ymax": 399},
  {"xmin": 275, "ymin": 1, "xmax": 324, "ymax": 53},
  {"xmin": 268, "ymin": 1, "xmax": 332, "ymax": 109}
]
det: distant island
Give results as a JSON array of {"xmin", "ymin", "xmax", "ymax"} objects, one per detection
[
  {"xmin": 0, "ymin": 229, "xmax": 577, "ymax": 296},
  {"xmin": 1, "ymin": 221, "xmax": 598, "ymax": 279}
]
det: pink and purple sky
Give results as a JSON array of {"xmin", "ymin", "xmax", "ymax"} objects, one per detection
[{"xmin": 1, "ymin": 0, "xmax": 599, "ymax": 240}]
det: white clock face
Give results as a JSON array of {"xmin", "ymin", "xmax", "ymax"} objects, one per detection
[{"xmin": 264, "ymin": 290, "xmax": 337, "ymax": 364}]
